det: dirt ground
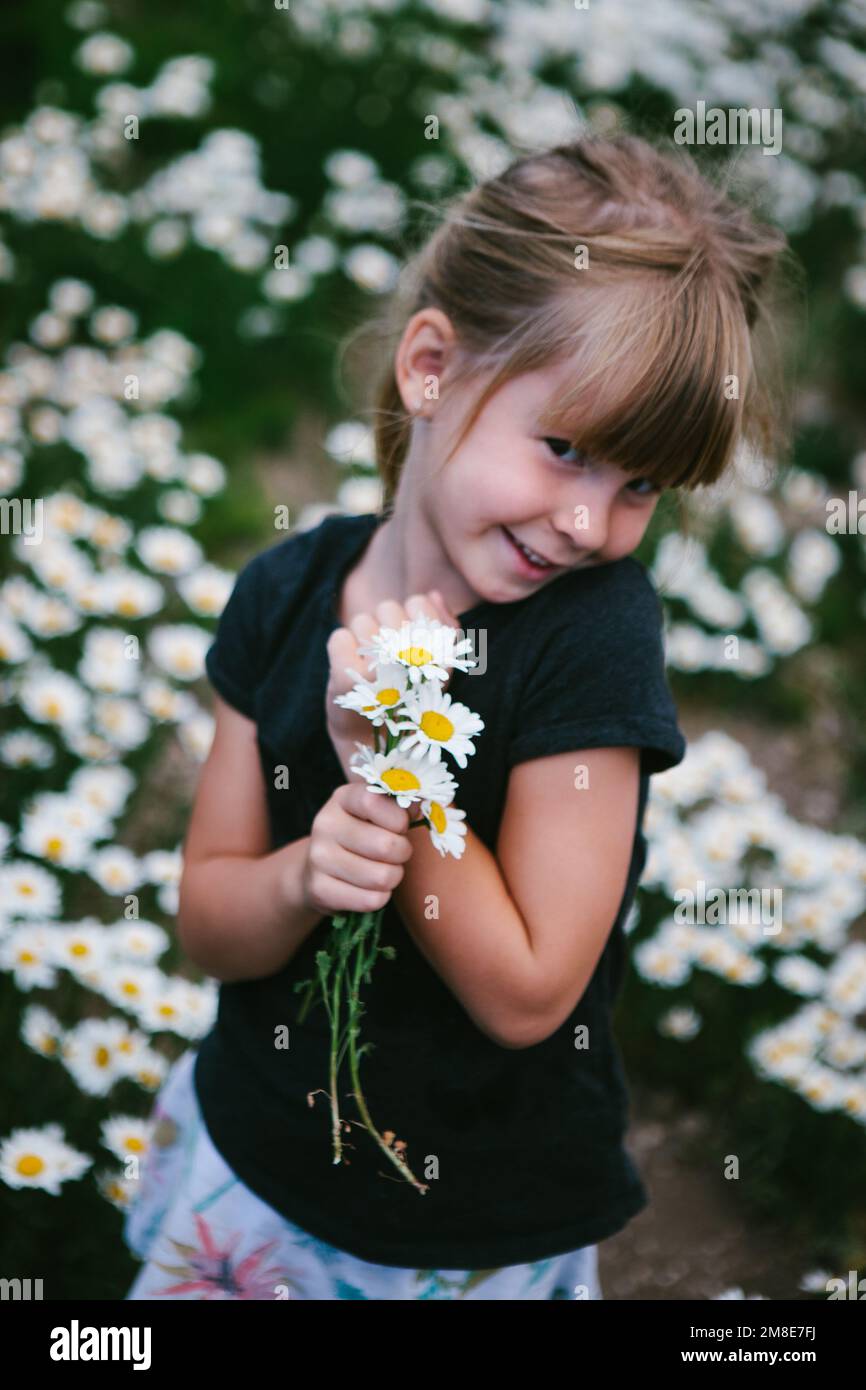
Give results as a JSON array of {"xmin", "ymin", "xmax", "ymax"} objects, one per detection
[{"xmin": 601, "ymin": 1083, "xmax": 816, "ymax": 1300}]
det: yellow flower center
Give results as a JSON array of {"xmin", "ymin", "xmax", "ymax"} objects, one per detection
[
  {"xmin": 17, "ymin": 1154, "xmax": 45, "ymax": 1177},
  {"xmin": 17, "ymin": 883, "xmax": 35, "ymax": 896},
  {"xmin": 122, "ymin": 980, "xmax": 139, "ymax": 996},
  {"xmin": 45, "ymin": 836, "xmax": 64, "ymax": 859},
  {"xmin": 381, "ymin": 766, "xmax": 422, "ymax": 793},
  {"xmin": 397, "ymin": 645, "xmax": 433, "ymax": 667},
  {"xmin": 43, "ymin": 698, "xmax": 62, "ymax": 719},
  {"xmin": 375, "ymin": 687, "xmax": 401, "ymax": 706},
  {"xmin": 95, "ymin": 1045, "xmax": 111, "ymax": 1067},
  {"xmin": 429, "ymin": 801, "xmax": 447, "ymax": 833},
  {"xmin": 419, "ymin": 711, "xmax": 454, "ymax": 742},
  {"xmin": 125, "ymin": 1135, "xmax": 145, "ymax": 1152},
  {"xmin": 70, "ymin": 942, "xmax": 89, "ymax": 956},
  {"xmin": 18, "ymin": 950, "xmax": 36, "ymax": 964}
]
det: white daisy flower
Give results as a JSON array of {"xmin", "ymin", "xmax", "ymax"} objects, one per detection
[
  {"xmin": 140, "ymin": 678, "xmax": 196, "ymax": 723},
  {"xmin": 107, "ymin": 918, "xmax": 170, "ymax": 962},
  {"xmin": 391, "ymin": 683, "xmax": 484, "ymax": 768},
  {"xmin": 333, "ymin": 661, "xmax": 412, "ymax": 729},
  {"xmin": 69, "ymin": 764, "xmax": 135, "ymax": 817},
  {"xmin": 154, "ymin": 881, "xmax": 178, "ymax": 917},
  {"xmin": 92, "ymin": 694, "xmax": 151, "ymax": 749},
  {"xmin": 176, "ymin": 563, "xmax": 234, "ymax": 618},
  {"xmin": 420, "ymin": 798, "xmax": 468, "ymax": 859},
  {"xmin": 21, "ymin": 1003, "xmax": 64, "ymax": 1059},
  {"xmin": 139, "ymin": 848, "xmax": 182, "ymax": 889},
  {"xmin": 19, "ymin": 668, "xmax": 89, "ymax": 730},
  {"xmin": 87, "ymin": 844, "xmax": 143, "ymax": 896},
  {"xmin": 100, "ymin": 1114, "xmax": 153, "ymax": 1165},
  {"xmin": 60, "ymin": 1017, "xmax": 137, "ymax": 1096},
  {"xmin": 136, "ymin": 978, "xmax": 200, "ymax": 1037},
  {"xmin": 171, "ymin": 979, "xmax": 217, "ymax": 1037},
  {"xmin": 51, "ymin": 922, "xmax": 111, "ymax": 975},
  {"xmin": 47, "ymin": 278, "xmax": 94, "ymax": 317},
  {"xmin": 25, "ymin": 592, "xmax": 81, "ymax": 639},
  {"xmin": 96, "ymin": 960, "xmax": 160, "ymax": 1015},
  {"xmin": 117, "ymin": 1045, "xmax": 169, "ymax": 1092},
  {"xmin": 658, "ymin": 1005, "xmax": 702, "ymax": 1040},
  {"xmin": 633, "ymin": 934, "xmax": 693, "ymax": 987},
  {"xmin": 0, "ymin": 860, "xmax": 62, "ymax": 918},
  {"xmin": 27, "ymin": 790, "xmax": 110, "ymax": 838},
  {"xmin": 18, "ymin": 812, "xmax": 93, "ymax": 870},
  {"xmin": 0, "ymin": 614, "xmax": 33, "ymax": 663},
  {"xmin": 358, "ymin": 615, "xmax": 477, "ymax": 686},
  {"xmin": 135, "ymin": 525, "xmax": 203, "ymax": 576},
  {"xmin": 0, "ymin": 925, "xmax": 59, "ymax": 990},
  {"xmin": 75, "ymin": 33, "xmax": 135, "ymax": 77},
  {"xmin": 95, "ymin": 1167, "xmax": 140, "ymax": 1210},
  {"xmin": 0, "ymin": 1123, "xmax": 91, "ymax": 1194},
  {"xmin": 0, "ymin": 729, "xmax": 55, "ymax": 767},
  {"xmin": 93, "ymin": 568, "xmax": 165, "ymax": 620},
  {"xmin": 87, "ymin": 510, "xmax": 132, "ymax": 553},
  {"xmin": 349, "ymin": 743, "xmax": 457, "ymax": 810},
  {"xmin": 177, "ymin": 709, "xmax": 214, "ymax": 762},
  {"xmin": 185, "ymin": 453, "xmax": 226, "ymax": 496},
  {"xmin": 89, "ymin": 304, "xmax": 137, "ymax": 344},
  {"xmin": 146, "ymin": 622, "xmax": 211, "ymax": 680}
]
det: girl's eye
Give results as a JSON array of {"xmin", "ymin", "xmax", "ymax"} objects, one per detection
[
  {"xmin": 627, "ymin": 477, "xmax": 662, "ymax": 497},
  {"xmin": 543, "ymin": 436, "xmax": 590, "ymax": 465},
  {"xmin": 542, "ymin": 438, "xmax": 661, "ymax": 497}
]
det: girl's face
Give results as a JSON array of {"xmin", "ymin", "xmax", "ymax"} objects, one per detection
[{"xmin": 415, "ymin": 359, "xmax": 665, "ymax": 609}]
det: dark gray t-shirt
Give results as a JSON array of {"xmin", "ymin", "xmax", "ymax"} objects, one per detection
[{"xmin": 194, "ymin": 508, "xmax": 686, "ymax": 1268}]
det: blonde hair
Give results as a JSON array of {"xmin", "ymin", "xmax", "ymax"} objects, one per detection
[{"xmin": 345, "ymin": 132, "xmax": 798, "ymax": 518}]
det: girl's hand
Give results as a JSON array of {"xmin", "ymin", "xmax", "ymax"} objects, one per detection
[
  {"xmin": 325, "ymin": 590, "xmax": 460, "ymax": 770},
  {"xmin": 301, "ymin": 780, "xmax": 415, "ymax": 916}
]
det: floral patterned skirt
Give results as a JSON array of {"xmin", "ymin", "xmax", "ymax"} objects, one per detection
[{"xmin": 122, "ymin": 1047, "xmax": 603, "ymax": 1301}]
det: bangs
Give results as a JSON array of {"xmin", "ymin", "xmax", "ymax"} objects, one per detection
[{"xmin": 533, "ymin": 270, "xmax": 752, "ymax": 491}]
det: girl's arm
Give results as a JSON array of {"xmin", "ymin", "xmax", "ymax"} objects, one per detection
[
  {"xmin": 388, "ymin": 744, "xmax": 641, "ymax": 1049},
  {"xmin": 178, "ymin": 695, "xmax": 325, "ymax": 982}
]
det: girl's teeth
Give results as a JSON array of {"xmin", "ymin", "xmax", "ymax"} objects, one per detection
[{"xmin": 516, "ymin": 537, "xmax": 549, "ymax": 566}]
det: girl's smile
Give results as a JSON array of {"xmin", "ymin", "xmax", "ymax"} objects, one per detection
[{"xmin": 500, "ymin": 524, "xmax": 568, "ymax": 578}]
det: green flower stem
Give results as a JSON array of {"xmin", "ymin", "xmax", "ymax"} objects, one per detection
[
  {"xmin": 344, "ymin": 911, "xmax": 429, "ymax": 1194},
  {"xmin": 329, "ymin": 946, "xmax": 346, "ymax": 1163},
  {"xmin": 298, "ymin": 719, "xmax": 432, "ymax": 1187}
]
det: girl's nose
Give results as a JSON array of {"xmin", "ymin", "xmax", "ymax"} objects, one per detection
[{"xmin": 558, "ymin": 493, "xmax": 613, "ymax": 557}]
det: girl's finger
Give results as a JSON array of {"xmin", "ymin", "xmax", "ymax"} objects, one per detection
[{"xmin": 429, "ymin": 589, "xmax": 460, "ymax": 629}]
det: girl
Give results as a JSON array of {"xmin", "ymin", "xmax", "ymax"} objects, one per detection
[{"xmin": 123, "ymin": 133, "xmax": 789, "ymax": 1300}]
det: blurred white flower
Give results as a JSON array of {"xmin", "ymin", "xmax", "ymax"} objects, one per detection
[{"xmin": 74, "ymin": 32, "xmax": 134, "ymax": 76}]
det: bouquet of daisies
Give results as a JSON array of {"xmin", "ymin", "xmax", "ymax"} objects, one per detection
[{"xmin": 294, "ymin": 615, "xmax": 485, "ymax": 1193}]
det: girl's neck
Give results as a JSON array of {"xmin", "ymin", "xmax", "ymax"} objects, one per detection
[{"xmin": 338, "ymin": 504, "xmax": 481, "ymax": 625}]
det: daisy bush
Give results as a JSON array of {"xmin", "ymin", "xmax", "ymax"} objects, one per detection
[
  {"xmin": 623, "ymin": 732, "xmax": 866, "ymax": 1257},
  {"xmin": 0, "ymin": 0, "xmax": 865, "ymax": 1288}
]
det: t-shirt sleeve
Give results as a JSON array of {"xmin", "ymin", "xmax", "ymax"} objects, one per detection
[
  {"xmin": 204, "ymin": 552, "xmax": 267, "ymax": 719},
  {"xmin": 506, "ymin": 559, "xmax": 686, "ymax": 777}
]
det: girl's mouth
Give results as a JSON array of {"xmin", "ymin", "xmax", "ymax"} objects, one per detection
[{"xmin": 500, "ymin": 526, "xmax": 560, "ymax": 578}]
